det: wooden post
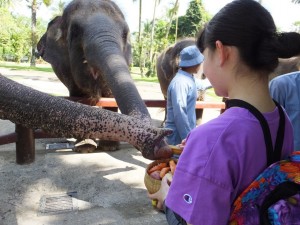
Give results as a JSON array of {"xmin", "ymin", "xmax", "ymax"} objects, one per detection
[{"xmin": 15, "ymin": 125, "xmax": 35, "ymax": 164}]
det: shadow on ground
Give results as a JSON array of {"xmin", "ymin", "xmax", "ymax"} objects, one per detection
[
  {"xmin": 0, "ymin": 138, "xmax": 168, "ymax": 225},
  {"xmin": 0, "ymin": 117, "xmax": 168, "ymax": 225}
]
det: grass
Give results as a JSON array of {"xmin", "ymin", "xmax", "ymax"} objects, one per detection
[
  {"xmin": 0, "ymin": 61, "xmax": 54, "ymax": 72},
  {"xmin": 0, "ymin": 61, "xmax": 220, "ymax": 100},
  {"xmin": 0, "ymin": 61, "xmax": 158, "ymax": 82}
]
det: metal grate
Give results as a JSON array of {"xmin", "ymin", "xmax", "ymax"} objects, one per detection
[
  {"xmin": 38, "ymin": 191, "xmax": 78, "ymax": 215},
  {"xmin": 45, "ymin": 142, "xmax": 74, "ymax": 150}
]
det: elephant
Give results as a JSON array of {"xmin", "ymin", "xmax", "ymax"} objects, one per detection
[
  {"xmin": 269, "ymin": 56, "xmax": 300, "ymax": 80},
  {"xmin": 36, "ymin": 0, "xmax": 152, "ymax": 152},
  {"xmin": 156, "ymin": 38, "xmax": 208, "ymax": 125},
  {"xmin": 0, "ymin": 74, "xmax": 173, "ymax": 160}
]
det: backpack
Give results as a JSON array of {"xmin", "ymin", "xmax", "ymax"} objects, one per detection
[{"xmin": 226, "ymin": 99, "xmax": 300, "ymax": 225}]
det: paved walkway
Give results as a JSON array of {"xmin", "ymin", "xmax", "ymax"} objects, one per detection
[{"xmin": 0, "ymin": 66, "xmax": 221, "ymax": 225}]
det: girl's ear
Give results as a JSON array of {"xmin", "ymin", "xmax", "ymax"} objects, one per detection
[{"xmin": 215, "ymin": 40, "xmax": 229, "ymax": 66}]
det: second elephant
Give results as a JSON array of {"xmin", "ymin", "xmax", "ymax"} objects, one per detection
[{"xmin": 156, "ymin": 38, "xmax": 209, "ymax": 125}]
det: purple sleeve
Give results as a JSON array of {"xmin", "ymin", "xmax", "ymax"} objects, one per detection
[{"xmin": 165, "ymin": 121, "xmax": 236, "ymax": 224}]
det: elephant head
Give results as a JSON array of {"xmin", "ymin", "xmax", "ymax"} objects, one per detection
[
  {"xmin": 37, "ymin": 0, "xmax": 151, "ymax": 125},
  {"xmin": 0, "ymin": 74, "xmax": 173, "ymax": 160},
  {"xmin": 156, "ymin": 38, "xmax": 196, "ymax": 98}
]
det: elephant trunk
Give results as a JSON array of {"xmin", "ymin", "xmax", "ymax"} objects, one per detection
[
  {"xmin": 79, "ymin": 16, "xmax": 152, "ymax": 124},
  {"xmin": 0, "ymin": 75, "xmax": 172, "ymax": 160}
]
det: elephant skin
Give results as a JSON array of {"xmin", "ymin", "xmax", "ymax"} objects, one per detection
[
  {"xmin": 0, "ymin": 74, "xmax": 173, "ymax": 160},
  {"xmin": 269, "ymin": 56, "xmax": 300, "ymax": 80},
  {"xmin": 157, "ymin": 38, "xmax": 196, "ymax": 98},
  {"xmin": 37, "ymin": 0, "xmax": 153, "ymax": 151},
  {"xmin": 156, "ymin": 38, "xmax": 205, "ymax": 125}
]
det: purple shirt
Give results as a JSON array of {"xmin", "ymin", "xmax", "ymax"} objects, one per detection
[{"xmin": 166, "ymin": 106, "xmax": 294, "ymax": 224}]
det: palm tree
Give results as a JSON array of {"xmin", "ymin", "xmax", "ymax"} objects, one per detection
[
  {"xmin": 0, "ymin": 0, "xmax": 11, "ymax": 7},
  {"xmin": 149, "ymin": 0, "xmax": 161, "ymax": 68},
  {"xmin": 165, "ymin": 0, "xmax": 179, "ymax": 41},
  {"xmin": 133, "ymin": 0, "xmax": 144, "ymax": 76},
  {"xmin": 52, "ymin": 0, "xmax": 65, "ymax": 17},
  {"xmin": 26, "ymin": 0, "xmax": 52, "ymax": 67}
]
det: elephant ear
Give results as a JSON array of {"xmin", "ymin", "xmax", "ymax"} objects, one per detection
[
  {"xmin": 37, "ymin": 16, "xmax": 63, "ymax": 59},
  {"xmin": 172, "ymin": 55, "xmax": 180, "ymax": 78},
  {"xmin": 123, "ymin": 31, "xmax": 132, "ymax": 66},
  {"xmin": 47, "ymin": 16, "xmax": 63, "ymax": 41},
  {"xmin": 162, "ymin": 47, "xmax": 176, "ymax": 81}
]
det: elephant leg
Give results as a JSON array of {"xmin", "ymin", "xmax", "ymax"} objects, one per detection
[
  {"xmin": 97, "ymin": 140, "xmax": 120, "ymax": 151},
  {"xmin": 161, "ymin": 96, "xmax": 167, "ymax": 127},
  {"xmin": 195, "ymin": 109, "xmax": 204, "ymax": 125},
  {"xmin": 196, "ymin": 90, "xmax": 206, "ymax": 125},
  {"xmin": 161, "ymin": 107, "xmax": 167, "ymax": 127},
  {"xmin": 97, "ymin": 106, "xmax": 120, "ymax": 151}
]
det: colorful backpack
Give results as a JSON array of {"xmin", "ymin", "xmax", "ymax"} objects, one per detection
[{"xmin": 226, "ymin": 99, "xmax": 300, "ymax": 225}]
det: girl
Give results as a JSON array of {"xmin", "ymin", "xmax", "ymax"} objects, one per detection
[{"xmin": 149, "ymin": 0, "xmax": 300, "ymax": 224}]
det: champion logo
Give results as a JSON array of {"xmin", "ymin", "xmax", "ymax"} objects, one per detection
[{"xmin": 183, "ymin": 194, "xmax": 193, "ymax": 204}]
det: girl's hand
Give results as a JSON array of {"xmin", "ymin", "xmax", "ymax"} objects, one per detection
[
  {"xmin": 178, "ymin": 138, "xmax": 186, "ymax": 150},
  {"xmin": 147, "ymin": 173, "xmax": 173, "ymax": 210}
]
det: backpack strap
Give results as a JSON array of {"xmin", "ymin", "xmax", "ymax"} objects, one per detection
[{"xmin": 225, "ymin": 99, "xmax": 285, "ymax": 166}]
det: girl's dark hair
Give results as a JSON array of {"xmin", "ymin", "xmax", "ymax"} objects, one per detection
[{"xmin": 197, "ymin": 0, "xmax": 300, "ymax": 74}]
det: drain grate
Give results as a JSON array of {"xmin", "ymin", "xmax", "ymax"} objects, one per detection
[
  {"xmin": 45, "ymin": 142, "xmax": 74, "ymax": 150},
  {"xmin": 38, "ymin": 191, "xmax": 78, "ymax": 215}
]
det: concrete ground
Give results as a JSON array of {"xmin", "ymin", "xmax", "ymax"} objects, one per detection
[{"xmin": 0, "ymin": 66, "xmax": 221, "ymax": 225}]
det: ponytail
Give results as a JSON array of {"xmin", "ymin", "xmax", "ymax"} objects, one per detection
[{"xmin": 276, "ymin": 32, "xmax": 300, "ymax": 58}]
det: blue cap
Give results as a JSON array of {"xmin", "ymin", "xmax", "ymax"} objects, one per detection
[{"xmin": 179, "ymin": 45, "xmax": 204, "ymax": 67}]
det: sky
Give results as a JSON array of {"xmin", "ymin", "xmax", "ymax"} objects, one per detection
[{"xmin": 13, "ymin": 0, "xmax": 300, "ymax": 32}]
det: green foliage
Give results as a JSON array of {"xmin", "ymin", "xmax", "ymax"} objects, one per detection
[
  {"xmin": 0, "ymin": 4, "xmax": 47, "ymax": 63},
  {"xmin": 171, "ymin": 0, "xmax": 211, "ymax": 38},
  {"xmin": 0, "ymin": 8, "xmax": 31, "ymax": 62},
  {"xmin": 131, "ymin": 0, "xmax": 211, "ymax": 77},
  {"xmin": 51, "ymin": 0, "xmax": 65, "ymax": 17},
  {"xmin": 43, "ymin": 0, "xmax": 52, "ymax": 7},
  {"xmin": 0, "ymin": 0, "xmax": 11, "ymax": 8},
  {"xmin": 292, "ymin": 21, "xmax": 300, "ymax": 32}
]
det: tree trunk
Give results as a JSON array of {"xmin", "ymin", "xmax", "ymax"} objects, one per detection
[
  {"xmin": 30, "ymin": 0, "xmax": 37, "ymax": 67},
  {"xmin": 149, "ymin": 0, "xmax": 158, "ymax": 63},
  {"xmin": 175, "ymin": 7, "xmax": 179, "ymax": 43},
  {"xmin": 138, "ymin": 0, "xmax": 144, "ymax": 77},
  {"xmin": 165, "ymin": 0, "xmax": 179, "ymax": 40}
]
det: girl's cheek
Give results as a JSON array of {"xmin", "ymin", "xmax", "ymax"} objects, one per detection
[{"xmin": 203, "ymin": 63, "xmax": 209, "ymax": 78}]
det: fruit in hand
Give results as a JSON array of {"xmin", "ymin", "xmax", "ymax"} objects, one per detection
[
  {"xmin": 150, "ymin": 170, "xmax": 161, "ymax": 180},
  {"xmin": 169, "ymin": 145, "xmax": 183, "ymax": 155}
]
